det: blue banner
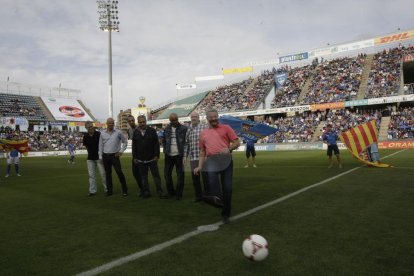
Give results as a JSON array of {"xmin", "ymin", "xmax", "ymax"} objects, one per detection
[
  {"xmin": 219, "ymin": 115, "xmax": 278, "ymax": 142},
  {"xmin": 275, "ymin": 73, "xmax": 288, "ymax": 88},
  {"xmin": 279, "ymin": 52, "xmax": 309, "ymax": 63}
]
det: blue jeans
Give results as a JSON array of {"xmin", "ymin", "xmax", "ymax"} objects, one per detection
[{"xmin": 205, "ymin": 154, "xmax": 233, "ymax": 218}]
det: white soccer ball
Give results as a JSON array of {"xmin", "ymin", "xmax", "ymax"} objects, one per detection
[{"xmin": 242, "ymin": 234, "xmax": 269, "ymax": 261}]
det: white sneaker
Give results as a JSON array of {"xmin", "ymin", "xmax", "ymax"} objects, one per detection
[
  {"xmin": 253, "ymin": 164, "xmax": 257, "ymax": 168},
  {"xmin": 67, "ymin": 160, "xmax": 70, "ymax": 164},
  {"xmin": 244, "ymin": 165, "xmax": 249, "ymax": 168},
  {"xmin": 17, "ymin": 174, "xmax": 21, "ymax": 176},
  {"xmin": 5, "ymin": 174, "xmax": 9, "ymax": 178}
]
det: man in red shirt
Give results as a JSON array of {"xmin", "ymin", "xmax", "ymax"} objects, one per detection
[{"xmin": 194, "ymin": 109, "xmax": 240, "ymax": 224}]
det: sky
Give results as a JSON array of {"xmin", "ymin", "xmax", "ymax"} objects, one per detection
[{"xmin": 1, "ymin": 0, "xmax": 413, "ymax": 121}]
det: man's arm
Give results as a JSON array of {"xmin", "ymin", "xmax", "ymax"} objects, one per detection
[
  {"xmin": 221, "ymin": 125, "xmax": 240, "ymax": 153},
  {"xmin": 98, "ymin": 134, "xmax": 103, "ymax": 159},
  {"xmin": 153, "ymin": 128, "xmax": 160, "ymax": 160},
  {"xmin": 322, "ymin": 133, "xmax": 328, "ymax": 145},
  {"xmin": 161, "ymin": 127, "xmax": 167, "ymax": 150},
  {"xmin": 118, "ymin": 131, "xmax": 128, "ymax": 155},
  {"xmin": 131, "ymin": 129, "xmax": 137, "ymax": 160},
  {"xmin": 229, "ymin": 138, "xmax": 240, "ymax": 152},
  {"xmin": 183, "ymin": 129, "xmax": 190, "ymax": 164},
  {"xmin": 194, "ymin": 147, "xmax": 206, "ymax": 176},
  {"xmin": 82, "ymin": 134, "xmax": 87, "ymax": 148}
]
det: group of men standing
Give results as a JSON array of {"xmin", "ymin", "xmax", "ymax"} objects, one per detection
[{"xmin": 82, "ymin": 109, "xmax": 240, "ymax": 224}]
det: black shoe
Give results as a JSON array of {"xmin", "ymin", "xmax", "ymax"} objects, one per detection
[
  {"xmin": 142, "ymin": 193, "xmax": 151, "ymax": 199},
  {"xmin": 176, "ymin": 196, "xmax": 182, "ymax": 201},
  {"xmin": 105, "ymin": 192, "xmax": 113, "ymax": 197},
  {"xmin": 138, "ymin": 193, "xmax": 143, "ymax": 198},
  {"xmin": 213, "ymin": 196, "xmax": 223, "ymax": 206},
  {"xmin": 88, "ymin": 193, "xmax": 96, "ymax": 197},
  {"xmin": 202, "ymin": 195, "xmax": 223, "ymax": 208},
  {"xmin": 122, "ymin": 193, "xmax": 128, "ymax": 197},
  {"xmin": 192, "ymin": 198, "xmax": 202, "ymax": 203},
  {"xmin": 159, "ymin": 193, "xmax": 171, "ymax": 199},
  {"xmin": 222, "ymin": 216, "xmax": 230, "ymax": 224}
]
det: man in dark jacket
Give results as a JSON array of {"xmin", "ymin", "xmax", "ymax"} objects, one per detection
[
  {"xmin": 127, "ymin": 115, "xmax": 143, "ymax": 197},
  {"xmin": 132, "ymin": 115, "xmax": 164, "ymax": 199},
  {"xmin": 162, "ymin": 113, "xmax": 187, "ymax": 200}
]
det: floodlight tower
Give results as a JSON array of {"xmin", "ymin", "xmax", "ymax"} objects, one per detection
[{"xmin": 97, "ymin": 0, "xmax": 120, "ymax": 118}]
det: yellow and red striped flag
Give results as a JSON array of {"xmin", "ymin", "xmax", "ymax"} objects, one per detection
[
  {"xmin": 339, "ymin": 120, "xmax": 391, "ymax": 168},
  {"xmin": 0, "ymin": 139, "xmax": 29, "ymax": 156}
]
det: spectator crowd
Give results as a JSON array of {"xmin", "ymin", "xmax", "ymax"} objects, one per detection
[
  {"xmin": 301, "ymin": 54, "xmax": 366, "ymax": 105},
  {"xmin": 388, "ymin": 106, "xmax": 414, "ymax": 139},
  {"xmin": 0, "ymin": 128, "xmax": 85, "ymax": 151}
]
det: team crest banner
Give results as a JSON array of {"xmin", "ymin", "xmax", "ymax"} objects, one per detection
[{"xmin": 275, "ymin": 73, "xmax": 288, "ymax": 89}]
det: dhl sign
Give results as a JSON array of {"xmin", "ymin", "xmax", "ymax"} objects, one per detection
[
  {"xmin": 374, "ymin": 30, "xmax": 414, "ymax": 45},
  {"xmin": 378, "ymin": 140, "xmax": 414, "ymax": 149}
]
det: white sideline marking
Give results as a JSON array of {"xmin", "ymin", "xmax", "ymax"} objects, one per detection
[{"xmin": 76, "ymin": 149, "xmax": 406, "ymax": 276}]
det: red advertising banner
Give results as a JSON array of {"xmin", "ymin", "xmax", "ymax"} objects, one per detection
[
  {"xmin": 310, "ymin": 102, "xmax": 345, "ymax": 111},
  {"xmin": 403, "ymin": 54, "xmax": 414, "ymax": 63},
  {"xmin": 378, "ymin": 140, "xmax": 414, "ymax": 149},
  {"xmin": 374, "ymin": 30, "xmax": 414, "ymax": 45}
]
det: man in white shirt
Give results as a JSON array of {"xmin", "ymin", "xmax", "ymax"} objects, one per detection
[{"xmin": 99, "ymin": 118, "xmax": 128, "ymax": 197}]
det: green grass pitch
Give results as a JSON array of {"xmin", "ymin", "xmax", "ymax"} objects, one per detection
[{"xmin": 0, "ymin": 149, "xmax": 413, "ymax": 275}]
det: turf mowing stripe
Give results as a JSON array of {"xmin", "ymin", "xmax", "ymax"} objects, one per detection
[{"xmin": 75, "ymin": 149, "xmax": 406, "ymax": 276}]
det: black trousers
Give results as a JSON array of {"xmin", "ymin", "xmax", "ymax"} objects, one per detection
[
  {"xmin": 190, "ymin": 160, "xmax": 208, "ymax": 200},
  {"xmin": 102, "ymin": 153, "xmax": 128, "ymax": 194},
  {"xmin": 132, "ymin": 159, "xmax": 143, "ymax": 195},
  {"xmin": 204, "ymin": 154, "xmax": 233, "ymax": 218},
  {"xmin": 138, "ymin": 161, "xmax": 163, "ymax": 196},
  {"xmin": 164, "ymin": 155, "xmax": 185, "ymax": 198}
]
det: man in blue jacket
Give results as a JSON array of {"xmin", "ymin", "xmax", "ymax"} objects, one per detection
[{"xmin": 162, "ymin": 113, "xmax": 187, "ymax": 200}]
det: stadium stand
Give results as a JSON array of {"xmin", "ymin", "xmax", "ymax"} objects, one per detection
[
  {"xmin": 0, "ymin": 129, "xmax": 85, "ymax": 151},
  {"xmin": 150, "ymin": 103, "xmax": 171, "ymax": 120},
  {"xmin": 262, "ymin": 112, "xmax": 322, "ymax": 143},
  {"xmin": 311, "ymin": 108, "xmax": 382, "ymax": 142},
  {"xmin": 1, "ymin": 43, "xmax": 413, "ymax": 154},
  {"xmin": 150, "ymin": 45, "xmax": 413, "ymax": 122},
  {"xmin": 158, "ymin": 91, "xmax": 210, "ymax": 119},
  {"xmin": 237, "ymin": 70, "xmax": 275, "ymax": 110},
  {"xmin": 271, "ymin": 65, "xmax": 314, "ymax": 108},
  {"xmin": 300, "ymin": 54, "xmax": 366, "ymax": 104},
  {"xmin": 194, "ymin": 79, "xmax": 253, "ymax": 113},
  {"xmin": 0, "ymin": 93, "xmax": 48, "ymax": 120},
  {"xmin": 388, "ymin": 106, "xmax": 414, "ymax": 139}
]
